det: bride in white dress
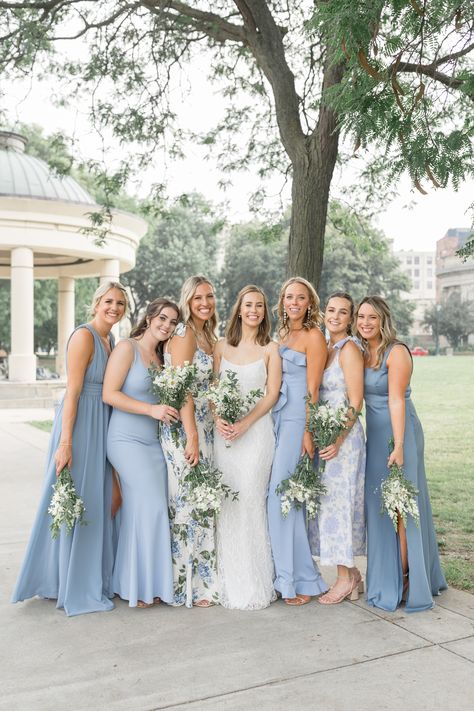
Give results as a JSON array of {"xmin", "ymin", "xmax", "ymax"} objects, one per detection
[{"xmin": 214, "ymin": 285, "xmax": 282, "ymax": 610}]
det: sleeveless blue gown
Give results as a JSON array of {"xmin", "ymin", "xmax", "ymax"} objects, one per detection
[
  {"xmin": 267, "ymin": 345, "xmax": 328, "ymax": 599},
  {"xmin": 364, "ymin": 344, "xmax": 447, "ymax": 612},
  {"xmin": 107, "ymin": 341, "xmax": 173, "ymax": 606},
  {"xmin": 11, "ymin": 324, "xmax": 115, "ymax": 616}
]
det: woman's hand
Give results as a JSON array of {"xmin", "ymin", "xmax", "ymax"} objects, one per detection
[
  {"xmin": 302, "ymin": 430, "xmax": 315, "ymax": 459},
  {"xmin": 388, "ymin": 443, "xmax": 404, "ymax": 468},
  {"xmin": 150, "ymin": 404, "xmax": 179, "ymax": 425},
  {"xmin": 215, "ymin": 417, "xmax": 233, "ymax": 439},
  {"xmin": 319, "ymin": 439, "xmax": 341, "ymax": 462},
  {"xmin": 225, "ymin": 419, "xmax": 249, "ymax": 443},
  {"xmin": 184, "ymin": 431, "xmax": 199, "ymax": 467},
  {"xmin": 54, "ymin": 443, "xmax": 72, "ymax": 475}
]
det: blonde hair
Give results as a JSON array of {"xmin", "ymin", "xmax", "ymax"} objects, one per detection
[
  {"xmin": 179, "ymin": 275, "xmax": 218, "ymax": 346},
  {"xmin": 226, "ymin": 285, "xmax": 271, "ymax": 347},
  {"xmin": 276, "ymin": 277, "xmax": 323, "ymax": 338},
  {"xmin": 87, "ymin": 281, "xmax": 129, "ymax": 318},
  {"xmin": 355, "ymin": 295, "xmax": 397, "ymax": 368}
]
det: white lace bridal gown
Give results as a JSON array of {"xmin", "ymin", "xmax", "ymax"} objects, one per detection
[{"xmin": 215, "ymin": 356, "xmax": 277, "ymax": 610}]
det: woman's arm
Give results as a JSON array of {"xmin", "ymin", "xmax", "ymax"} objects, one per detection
[
  {"xmin": 169, "ymin": 328, "xmax": 200, "ymax": 466},
  {"xmin": 54, "ymin": 328, "xmax": 94, "ymax": 474},
  {"xmin": 319, "ymin": 341, "xmax": 364, "ymax": 462},
  {"xmin": 103, "ymin": 341, "xmax": 178, "ymax": 424},
  {"xmin": 227, "ymin": 342, "xmax": 282, "ymax": 442},
  {"xmin": 303, "ymin": 328, "xmax": 327, "ymax": 457},
  {"xmin": 387, "ymin": 345, "xmax": 413, "ymax": 467}
]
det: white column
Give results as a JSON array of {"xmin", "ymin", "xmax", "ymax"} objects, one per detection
[
  {"xmin": 100, "ymin": 258, "xmax": 121, "ymax": 341},
  {"xmin": 8, "ymin": 247, "xmax": 36, "ymax": 381},
  {"xmin": 56, "ymin": 276, "xmax": 75, "ymax": 378}
]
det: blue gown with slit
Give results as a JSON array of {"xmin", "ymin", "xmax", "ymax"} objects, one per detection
[
  {"xmin": 11, "ymin": 324, "xmax": 115, "ymax": 616},
  {"xmin": 107, "ymin": 340, "xmax": 173, "ymax": 606},
  {"xmin": 364, "ymin": 343, "xmax": 447, "ymax": 612},
  {"xmin": 267, "ymin": 345, "xmax": 328, "ymax": 599}
]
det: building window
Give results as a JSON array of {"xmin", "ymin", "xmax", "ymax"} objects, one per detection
[
  {"xmin": 414, "ymin": 281, "xmax": 420, "ymax": 289},
  {"xmin": 427, "ymin": 257, "xmax": 433, "ymax": 264},
  {"xmin": 427, "ymin": 281, "xmax": 433, "ymax": 289},
  {"xmin": 406, "ymin": 257, "xmax": 412, "ymax": 264},
  {"xmin": 414, "ymin": 268, "xmax": 420, "ymax": 277},
  {"xmin": 414, "ymin": 256, "xmax": 420, "ymax": 264},
  {"xmin": 427, "ymin": 268, "xmax": 432, "ymax": 276}
]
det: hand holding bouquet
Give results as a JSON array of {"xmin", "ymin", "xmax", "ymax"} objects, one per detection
[
  {"xmin": 184, "ymin": 455, "xmax": 239, "ymax": 527},
  {"xmin": 307, "ymin": 398, "xmax": 358, "ymax": 472},
  {"xmin": 208, "ymin": 369, "xmax": 263, "ymax": 447},
  {"xmin": 275, "ymin": 453, "xmax": 327, "ymax": 520},
  {"xmin": 48, "ymin": 466, "xmax": 86, "ymax": 539},
  {"xmin": 149, "ymin": 361, "xmax": 197, "ymax": 445},
  {"xmin": 380, "ymin": 438, "xmax": 420, "ymax": 530}
]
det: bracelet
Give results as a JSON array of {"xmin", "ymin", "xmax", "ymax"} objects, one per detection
[
  {"xmin": 393, "ymin": 440, "xmax": 404, "ymax": 446},
  {"xmin": 59, "ymin": 442, "xmax": 72, "ymax": 447}
]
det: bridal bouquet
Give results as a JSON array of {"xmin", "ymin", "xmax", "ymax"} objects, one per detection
[
  {"xmin": 307, "ymin": 398, "xmax": 358, "ymax": 473},
  {"xmin": 48, "ymin": 467, "xmax": 86, "ymax": 539},
  {"xmin": 149, "ymin": 361, "xmax": 198, "ymax": 445},
  {"xmin": 276, "ymin": 453, "xmax": 327, "ymax": 519},
  {"xmin": 207, "ymin": 369, "xmax": 263, "ymax": 447},
  {"xmin": 380, "ymin": 439, "xmax": 420, "ymax": 530},
  {"xmin": 184, "ymin": 456, "xmax": 239, "ymax": 528}
]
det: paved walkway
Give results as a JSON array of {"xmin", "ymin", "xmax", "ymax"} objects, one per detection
[{"xmin": 1, "ymin": 410, "xmax": 473, "ymax": 711}]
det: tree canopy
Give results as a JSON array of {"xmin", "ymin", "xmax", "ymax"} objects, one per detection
[{"xmin": 423, "ymin": 292, "xmax": 474, "ymax": 348}]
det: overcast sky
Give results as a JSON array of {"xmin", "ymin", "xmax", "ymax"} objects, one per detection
[{"xmin": 4, "ymin": 64, "xmax": 473, "ymax": 254}]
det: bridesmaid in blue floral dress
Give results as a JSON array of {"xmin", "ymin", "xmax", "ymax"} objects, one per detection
[
  {"xmin": 268, "ymin": 277, "xmax": 328, "ymax": 605},
  {"xmin": 309, "ymin": 293, "xmax": 366, "ymax": 603},
  {"xmin": 161, "ymin": 275, "xmax": 219, "ymax": 608},
  {"xmin": 103, "ymin": 298, "xmax": 180, "ymax": 608},
  {"xmin": 357, "ymin": 296, "xmax": 447, "ymax": 612},
  {"xmin": 11, "ymin": 282, "xmax": 128, "ymax": 616}
]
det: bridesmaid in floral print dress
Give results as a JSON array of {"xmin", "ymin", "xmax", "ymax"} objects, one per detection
[{"xmin": 160, "ymin": 275, "xmax": 219, "ymax": 608}]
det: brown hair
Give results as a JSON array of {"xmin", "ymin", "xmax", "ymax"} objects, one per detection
[
  {"xmin": 355, "ymin": 295, "xmax": 397, "ymax": 368},
  {"xmin": 226, "ymin": 285, "xmax": 272, "ymax": 347},
  {"xmin": 179, "ymin": 275, "xmax": 218, "ymax": 347},
  {"xmin": 130, "ymin": 297, "xmax": 180, "ymax": 360},
  {"xmin": 275, "ymin": 277, "xmax": 323, "ymax": 338},
  {"xmin": 325, "ymin": 292, "xmax": 355, "ymax": 335}
]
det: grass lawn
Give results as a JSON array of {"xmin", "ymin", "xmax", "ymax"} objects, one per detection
[{"xmin": 27, "ymin": 356, "xmax": 474, "ymax": 592}]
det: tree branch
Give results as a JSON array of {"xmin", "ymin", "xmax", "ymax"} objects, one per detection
[
  {"xmin": 397, "ymin": 61, "xmax": 472, "ymax": 96},
  {"xmin": 141, "ymin": 1, "xmax": 246, "ymax": 44}
]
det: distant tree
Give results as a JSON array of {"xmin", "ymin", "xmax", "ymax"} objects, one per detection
[
  {"xmin": 423, "ymin": 293, "xmax": 474, "ymax": 348},
  {"xmin": 34, "ymin": 280, "xmax": 57, "ymax": 352},
  {"xmin": 122, "ymin": 195, "xmax": 223, "ymax": 324},
  {"xmin": 0, "ymin": 280, "xmax": 9, "ymax": 350}
]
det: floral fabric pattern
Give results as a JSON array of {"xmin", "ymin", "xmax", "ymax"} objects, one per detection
[{"xmin": 161, "ymin": 325, "xmax": 218, "ymax": 607}]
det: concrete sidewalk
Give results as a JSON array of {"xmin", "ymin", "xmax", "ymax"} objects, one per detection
[{"xmin": 1, "ymin": 411, "xmax": 473, "ymax": 711}]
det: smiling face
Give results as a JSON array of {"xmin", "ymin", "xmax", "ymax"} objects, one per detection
[
  {"xmin": 325, "ymin": 296, "xmax": 353, "ymax": 339},
  {"xmin": 189, "ymin": 282, "xmax": 215, "ymax": 324},
  {"xmin": 283, "ymin": 282, "xmax": 310, "ymax": 324},
  {"xmin": 239, "ymin": 291, "xmax": 265, "ymax": 328},
  {"xmin": 94, "ymin": 287, "xmax": 127, "ymax": 326},
  {"xmin": 356, "ymin": 302, "xmax": 382, "ymax": 343},
  {"xmin": 149, "ymin": 306, "xmax": 179, "ymax": 342}
]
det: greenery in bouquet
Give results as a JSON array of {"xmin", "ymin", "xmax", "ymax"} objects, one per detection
[
  {"xmin": 307, "ymin": 397, "xmax": 358, "ymax": 471},
  {"xmin": 207, "ymin": 369, "xmax": 263, "ymax": 424},
  {"xmin": 380, "ymin": 438, "xmax": 420, "ymax": 531},
  {"xmin": 275, "ymin": 452, "xmax": 327, "ymax": 520},
  {"xmin": 149, "ymin": 360, "xmax": 198, "ymax": 445},
  {"xmin": 184, "ymin": 456, "xmax": 239, "ymax": 528},
  {"xmin": 48, "ymin": 466, "xmax": 86, "ymax": 539}
]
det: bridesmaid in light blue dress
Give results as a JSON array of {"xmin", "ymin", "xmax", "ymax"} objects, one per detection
[
  {"xmin": 357, "ymin": 296, "xmax": 447, "ymax": 612},
  {"xmin": 11, "ymin": 282, "xmax": 128, "ymax": 616},
  {"xmin": 308, "ymin": 293, "xmax": 366, "ymax": 604},
  {"xmin": 103, "ymin": 298, "xmax": 180, "ymax": 607},
  {"xmin": 268, "ymin": 277, "xmax": 328, "ymax": 605}
]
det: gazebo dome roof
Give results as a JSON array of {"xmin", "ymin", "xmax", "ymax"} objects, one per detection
[{"xmin": 0, "ymin": 131, "xmax": 96, "ymax": 205}]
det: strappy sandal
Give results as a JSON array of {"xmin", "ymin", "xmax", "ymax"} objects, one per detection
[
  {"xmin": 284, "ymin": 595, "xmax": 311, "ymax": 606},
  {"xmin": 318, "ymin": 575, "xmax": 360, "ymax": 605},
  {"xmin": 136, "ymin": 600, "xmax": 154, "ymax": 609},
  {"xmin": 193, "ymin": 599, "xmax": 215, "ymax": 608}
]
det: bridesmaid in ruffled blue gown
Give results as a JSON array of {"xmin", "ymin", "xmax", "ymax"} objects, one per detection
[
  {"xmin": 103, "ymin": 298, "xmax": 180, "ymax": 608},
  {"xmin": 357, "ymin": 296, "xmax": 447, "ymax": 612},
  {"xmin": 11, "ymin": 282, "xmax": 128, "ymax": 616},
  {"xmin": 267, "ymin": 277, "xmax": 328, "ymax": 605}
]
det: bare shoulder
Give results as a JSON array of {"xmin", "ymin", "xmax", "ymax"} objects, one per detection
[
  {"xmin": 68, "ymin": 326, "xmax": 94, "ymax": 353},
  {"xmin": 214, "ymin": 338, "xmax": 225, "ymax": 356},
  {"xmin": 305, "ymin": 327, "xmax": 326, "ymax": 347},
  {"xmin": 111, "ymin": 339, "xmax": 134, "ymax": 358},
  {"xmin": 387, "ymin": 343, "xmax": 412, "ymax": 367},
  {"xmin": 170, "ymin": 325, "xmax": 196, "ymax": 350},
  {"xmin": 340, "ymin": 339, "xmax": 363, "ymax": 363},
  {"xmin": 267, "ymin": 340, "xmax": 280, "ymax": 356}
]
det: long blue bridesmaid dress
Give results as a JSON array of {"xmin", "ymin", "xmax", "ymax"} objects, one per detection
[
  {"xmin": 11, "ymin": 324, "xmax": 115, "ymax": 616},
  {"xmin": 267, "ymin": 345, "xmax": 328, "ymax": 599},
  {"xmin": 364, "ymin": 343, "xmax": 447, "ymax": 612},
  {"xmin": 107, "ymin": 340, "xmax": 173, "ymax": 606}
]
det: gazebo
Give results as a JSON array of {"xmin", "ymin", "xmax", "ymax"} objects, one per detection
[{"xmin": 0, "ymin": 131, "xmax": 148, "ymax": 381}]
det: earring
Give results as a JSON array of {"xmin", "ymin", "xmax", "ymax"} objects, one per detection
[
  {"xmin": 283, "ymin": 310, "xmax": 288, "ymax": 325},
  {"xmin": 305, "ymin": 308, "xmax": 312, "ymax": 326},
  {"xmin": 238, "ymin": 314, "xmax": 242, "ymax": 320}
]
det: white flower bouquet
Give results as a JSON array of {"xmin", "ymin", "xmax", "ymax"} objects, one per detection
[
  {"xmin": 380, "ymin": 439, "xmax": 420, "ymax": 530},
  {"xmin": 149, "ymin": 361, "xmax": 198, "ymax": 445},
  {"xmin": 184, "ymin": 455, "xmax": 239, "ymax": 527},
  {"xmin": 307, "ymin": 397, "xmax": 358, "ymax": 473},
  {"xmin": 48, "ymin": 466, "xmax": 86, "ymax": 539},
  {"xmin": 275, "ymin": 452, "xmax": 327, "ymax": 520},
  {"xmin": 208, "ymin": 369, "xmax": 263, "ymax": 447}
]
